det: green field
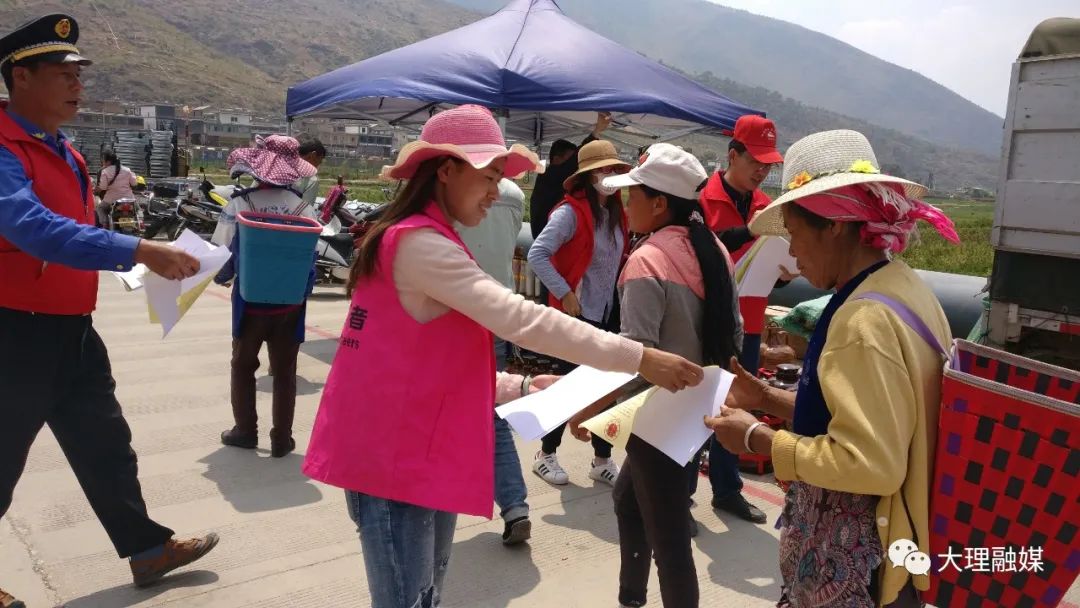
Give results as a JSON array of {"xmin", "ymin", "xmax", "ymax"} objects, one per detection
[{"xmin": 898, "ymin": 198, "xmax": 994, "ymax": 277}]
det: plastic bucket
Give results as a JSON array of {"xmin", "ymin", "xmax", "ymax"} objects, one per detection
[{"xmin": 237, "ymin": 211, "xmax": 322, "ymax": 305}]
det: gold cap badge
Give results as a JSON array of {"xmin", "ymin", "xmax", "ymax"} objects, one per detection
[{"xmin": 55, "ymin": 18, "xmax": 71, "ymax": 39}]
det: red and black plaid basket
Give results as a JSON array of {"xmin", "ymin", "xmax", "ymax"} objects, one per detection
[{"xmin": 928, "ymin": 340, "xmax": 1080, "ymax": 607}]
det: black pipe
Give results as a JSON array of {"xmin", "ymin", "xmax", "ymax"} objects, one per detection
[{"xmin": 768, "ymin": 270, "xmax": 986, "ymax": 339}]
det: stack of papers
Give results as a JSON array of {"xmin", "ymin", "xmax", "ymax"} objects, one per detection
[
  {"xmin": 113, "ymin": 230, "xmax": 232, "ymax": 338},
  {"xmin": 496, "ymin": 364, "xmax": 735, "ymax": 466},
  {"xmin": 734, "ymin": 236, "xmax": 798, "ymax": 297},
  {"xmin": 582, "ymin": 366, "xmax": 733, "ymax": 465},
  {"xmin": 495, "ymin": 366, "xmax": 637, "ymax": 440}
]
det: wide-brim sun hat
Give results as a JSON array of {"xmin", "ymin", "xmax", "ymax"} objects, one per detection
[
  {"xmin": 749, "ymin": 129, "xmax": 928, "ymax": 237},
  {"xmin": 562, "ymin": 140, "xmax": 631, "ymax": 192},
  {"xmin": 381, "ymin": 105, "xmax": 542, "ymax": 181},
  {"xmin": 227, "ymin": 135, "xmax": 317, "ymax": 186}
]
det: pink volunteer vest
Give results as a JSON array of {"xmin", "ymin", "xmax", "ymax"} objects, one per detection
[{"xmin": 303, "ymin": 203, "xmax": 496, "ymax": 517}]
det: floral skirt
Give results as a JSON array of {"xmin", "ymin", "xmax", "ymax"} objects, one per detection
[{"xmin": 777, "ymin": 481, "xmax": 884, "ymax": 608}]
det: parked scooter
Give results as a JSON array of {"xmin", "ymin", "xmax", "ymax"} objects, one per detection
[
  {"xmin": 108, "ymin": 197, "xmax": 143, "ymax": 235},
  {"xmin": 314, "ymin": 204, "xmax": 382, "ymax": 284}
]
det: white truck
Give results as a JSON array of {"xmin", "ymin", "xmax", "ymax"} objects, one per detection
[{"xmin": 987, "ymin": 18, "xmax": 1080, "ymax": 369}]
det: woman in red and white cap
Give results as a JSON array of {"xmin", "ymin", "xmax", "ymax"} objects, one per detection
[{"xmin": 302, "ymin": 105, "xmax": 703, "ymax": 608}]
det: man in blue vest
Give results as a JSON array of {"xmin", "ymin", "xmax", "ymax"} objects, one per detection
[{"xmin": 0, "ymin": 15, "xmax": 218, "ymax": 607}]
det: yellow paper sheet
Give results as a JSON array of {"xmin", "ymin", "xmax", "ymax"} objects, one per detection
[
  {"xmin": 147, "ymin": 275, "xmax": 215, "ymax": 324},
  {"xmin": 580, "ymin": 387, "xmax": 657, "ymax": 450}
]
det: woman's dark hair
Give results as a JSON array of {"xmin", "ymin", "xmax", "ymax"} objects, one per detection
[
  {"xmin": 101, "ymin": 149, "xmax": 124, "ymax": 187},
  {"xmin": 641, "ymin": 183, "xmax": 739, "ymax": 367},
  {"xmin": 549, "ymin": 139, "xmax": 576, "ymax": 161},
  {"xmin": 346, "ymin": 157, "xmax": 451, "ymax": 295},
  {"xmin": 299, "ymin": 139, "xmax": 327, "ymax": 158},
  {"xmin": 102, "ymin": 149, "xmax": 120, "ymax": 167},
  {"xmin": 336, "ymin": 175, "xmax": 345, "ymax": 185},
  {"xmin": 568, "ymin": 171, "xmax": 623, "ymax": 232}
]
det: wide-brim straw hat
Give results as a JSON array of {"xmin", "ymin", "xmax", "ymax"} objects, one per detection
[
  {"xmin": 381, "ymin": 105, "xmax": 542, "ymax": 180},
  {"xmin": 749, "ymin": 129, "xmax": 928, "ymax": 236},
  {"xmin": 227, "ymin": 135, "xmax": 317, "ymax": 186},
  {"xmin": 562, "ymin": 140, "xmax": 631, "ymax": 192}
]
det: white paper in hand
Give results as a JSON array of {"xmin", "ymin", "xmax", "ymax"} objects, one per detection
[
  {"xmin": 631, "ymin": 366, "xmax": 734, "ymax": 465},
  {"xmin": 737, "ymin": 236, "xmax": 798, "ymax": 297},
  {"xmin": 144, "ymin": 229, "xmax": 232, "ymax": 338},
  {"xmin": 114, "ymin": 264, "xmax": 148, "ymax": 291},
  {"xmin": 495, "ymin": 365, "xmax": 636, "ymax": 440}
]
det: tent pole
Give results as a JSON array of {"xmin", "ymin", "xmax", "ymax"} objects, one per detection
[{"xmin": 496, "ymin": 108, "xmax": 509, "ymax": 139}]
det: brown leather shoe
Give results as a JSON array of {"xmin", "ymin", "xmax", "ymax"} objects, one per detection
[
  {"xmin": 0, "ymin": 591, "xmax": 24, "ymax": 608},
  {"xmin": 130, "ymin": 533, "xmax": 220, "ymax": 587},
  {"xmin": 0, "ymin": 587, "xmax": 25, "ymax": 608}
]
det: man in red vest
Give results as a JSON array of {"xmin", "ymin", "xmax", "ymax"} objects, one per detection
[
  {"xmin": 696, "ymin": 115, "xmax": 791, "ymax": 524},
  {"xmin": 0, "ymin": 15, "xmax": 218, "ymax": 607}
]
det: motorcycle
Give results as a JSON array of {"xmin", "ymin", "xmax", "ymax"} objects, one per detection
[
  {"xmin": 315, "ymin": 222, "xmax": 356, "ymax": 284},
  {"xmin": 314, "ymin": 204, "xmax": 382, "ymax": 284},
  {"xmin": 108, "ymin": 197, "xmax": 143, "ymax": 235},
  {"xmin": 143, "ymin": 178, "xmax": 227, "ymax": 241},
  {"xmin": 174, "ymin": 192, "xmax": 226, "ymax": 240}
]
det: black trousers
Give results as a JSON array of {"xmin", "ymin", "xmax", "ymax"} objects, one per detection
[
  {"xmin": 0, "ymin": 308, "xmax": 173, "ymax": 558},
  {"xmin": 541, "ymin": 316, "xmax": 614, "ymax": 458},
  {"xmin": 614, "ymin": 435, "xmax": 700, "ymax": 608},
  {"xmin": 230, "ymin": 309, "xmax": 302, "ymax": 439}
]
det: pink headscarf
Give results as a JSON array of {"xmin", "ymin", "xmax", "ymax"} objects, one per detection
[{"xmin": 793, "ymin": 182, "xmax": 960, "ymax": 253}]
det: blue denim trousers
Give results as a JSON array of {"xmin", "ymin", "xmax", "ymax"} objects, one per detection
[
  {"xmin": 493, "ymin": 338, "xmax": 529, "ymax": 522},
  {"xmin": 345, "ymin": 491, "xmax": 458, "ymax": 608},
  {"xmin": 703, "ymin": 332, "xmax": 762, "ymax": 499}
]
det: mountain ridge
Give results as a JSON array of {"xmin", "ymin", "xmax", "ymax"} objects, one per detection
[{"xmin": 0, "ymin": 0, "xmax": 999, "ymax": 190}]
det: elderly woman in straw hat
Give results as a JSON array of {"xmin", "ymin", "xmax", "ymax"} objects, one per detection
[
  {"xmin": 706, "ymin": 130, "xmax": 960, "ymax": 608},
  {"xmin": 528, "ymin": 139, "xmax": 633, "ymax": 487},
  {"xmin": 302, "ymin": 105, "xmax": 702, "ymax": 608}
]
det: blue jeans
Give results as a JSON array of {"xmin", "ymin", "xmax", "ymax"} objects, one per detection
[
  {"xmin": 345, "ymin": 491, "xmax": 458, "ymax": 608},
  {"xmin": 739, "ymin": 333, "xmax": 762, "ymax": 376},
  {"xmin": 704, "ymin": 333, "xmax": 762, "ymax": 500},
  {"xmin": 493, "ymin": 338, "xmax": 529, "ymax": 522}
]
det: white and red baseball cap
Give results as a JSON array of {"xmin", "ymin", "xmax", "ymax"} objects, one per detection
[
  {"xmin": 601, "ymin": 143, "xmax": 708, "ymax": 200},
  {"xmin": 733, "ymin": 115, "xmax": 784, "ymax": 164}
]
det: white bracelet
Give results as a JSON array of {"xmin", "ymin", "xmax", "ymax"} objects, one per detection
[{"xmin": 744, "ymin": 422, "xmax": 766, "ymax": 454}]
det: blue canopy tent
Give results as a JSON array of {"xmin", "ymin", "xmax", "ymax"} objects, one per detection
[{"xmin": 285, "ymin": 0, "xmax": 761, "ymax": 145}]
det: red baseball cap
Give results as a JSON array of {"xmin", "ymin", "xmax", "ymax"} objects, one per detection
[{"xmin": 733, "ymin": 115, "xmax": 783, "ymax": 164}]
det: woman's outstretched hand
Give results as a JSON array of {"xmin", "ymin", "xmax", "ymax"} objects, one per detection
[
  {"xmin": 529, "ymin": 374, "xmax": 560, "ymax": 393},
  {"xmin": 638, "ymin": 348, "xmax": 703, "ymax": 392}
]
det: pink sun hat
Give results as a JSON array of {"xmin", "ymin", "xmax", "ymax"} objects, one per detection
[
  {"xmin": 227, "ymin": 135, "xmax": 317, "ymax": 186},
  {"xmin": 381, "ymin": 105, "xmax": 543, "ymax": 180}
]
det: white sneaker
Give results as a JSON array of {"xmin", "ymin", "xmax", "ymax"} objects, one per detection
[
  {"xmin": 589, "ymin": 458, "xmax": 620, "ymax": 486},
  {"xmin": 533, "ymin": 451, "xmax": 569, "ymax": 485}
]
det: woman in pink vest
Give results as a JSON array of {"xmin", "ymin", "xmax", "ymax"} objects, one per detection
[{"xmin": 303, "ymin": 105, "xmax": 703, "ymax": 608}]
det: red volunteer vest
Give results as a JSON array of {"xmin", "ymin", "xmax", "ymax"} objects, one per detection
[
  {"xmin": 546, "ymin": 190, "xmax": 629, "ymax": 311},
  {"xmin": 699, "ymin": 172, "xmax": 773, "ymax": 334},
  {"xmin": 0, "ymin": 105, "xmax": 98, "ymax": 315}
]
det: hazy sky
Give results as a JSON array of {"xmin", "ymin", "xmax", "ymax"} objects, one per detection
[{"xmin": 710, "ymin": 0, "xmax": 1077, "ymax": 116}]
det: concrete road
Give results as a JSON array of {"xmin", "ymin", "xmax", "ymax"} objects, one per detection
[{"xmin": 2, "ymin": 276, "xmax": 1076, "ymax": 607}]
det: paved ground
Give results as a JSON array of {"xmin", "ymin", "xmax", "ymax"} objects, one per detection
[{"xmin": 2, "ymin": 276, "xmax": 1077, "ymax": 607}]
